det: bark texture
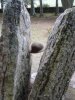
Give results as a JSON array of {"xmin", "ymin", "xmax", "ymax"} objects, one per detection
[
  {"xmin": 55, "ymin": 0, "xmax": 59, "ymax": 15},
  {"xmin": 0, "ymin": 0, "xmax": 31, "ymax": 100},
  {"xmin": 40, "ymin": 0, "xmax": 43, "ymax": 16},
  {"xmin": 29, "ymin": 8, "xmax": 75, "ymax": 100},
  {"xmin": 31, "ymin": 0, "xmax": 35, "ymax": 16},
  {"xmin": 61, "ymin": 0, "xmax": 74, "ymax": 10}
]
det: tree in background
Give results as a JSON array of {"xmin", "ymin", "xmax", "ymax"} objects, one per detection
[
  {"xmin": 24, "ymin": 0, "xmax": 31, "ymax": 8},
  {"xmin": 31, "ymin": 0, "xmax": 36, "ymax": 16},
  {"xmin": 70, "ymin": 0, "xmax": 74, "ymax": 7},
  {"xmin": 61, "ymin": 0, "xmax": 74, "ymax": 10},
  {"xmin": 1, "ymin": 0, "xmax": 3, "ymax": 10},
  {"xmin": 1, "ymin": 0, "xmax": 11, "ymax": 11},
  {"xmin": 55, "ymin": 0, "xmax": 59, "ymax": 15},
  {"xmin": 39, "ymin": 0, "xmax": 43, "ymax": 16}
]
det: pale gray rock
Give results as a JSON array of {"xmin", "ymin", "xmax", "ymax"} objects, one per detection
[{"xmin": 0, "ymin": 0, "xmax": 31, "ymax": 100}]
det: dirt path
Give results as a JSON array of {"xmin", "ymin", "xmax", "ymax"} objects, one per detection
[{"xmin": 31, "ymin": 16, "xmax": 56, "ymax": 73}]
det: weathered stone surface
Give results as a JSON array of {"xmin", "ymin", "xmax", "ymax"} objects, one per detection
[
  {"xmin": 29, "ymin": 8, "xmax": 75, "ymax": 100},
  {"xmin": 0, "ymin": 0, "xmax": 31, "ymax": 100}
]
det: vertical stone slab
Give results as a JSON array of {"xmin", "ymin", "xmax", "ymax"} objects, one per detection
[
  {"xmin": 0, "ymin": 0, "xmax": 31, "ymax": 100},
  {"xmin": 29, "ymin": 8, "xmax": 75, "ymax": 100}
]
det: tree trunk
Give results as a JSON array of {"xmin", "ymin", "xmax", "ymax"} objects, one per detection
[
  {"xmin": 70, "ymin": 0, "xmax": 74, "ymax": 7},
  {"xmin": 0, "ymin": 0, "xmax": 31, "ymax": 100},
  {"xmin": 1, "ymin": 0, "xmax": 3, "ymax": 10},
  {"xmin": 31, "ymin": 0, "xmax": 35, "ymax": 16},
  {"xmin": 23, "ymin": 0, "xmax": 29, "ymax": 8},
  {"xmin": 55, "ymin": 0, "xmax": 59, "ymax": 15},
  {"xmin": 40, "ymin": 0, "xmax": 43, "ymax": 16},
  {"xmin": 1, "ymin": 0, "xmax": 11, "ymax": 12},
  {"xmin": 61, "ymin": 0, "xmax": 74, "ymax": 10},
  {"xmin": 29, "ymin": 8, "xmax": 75, "ymax": 100}
]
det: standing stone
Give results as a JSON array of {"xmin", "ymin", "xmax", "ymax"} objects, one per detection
[
  {"xmin": 29, "ymin": 8, "xmax": 75, "ymax": 100},
  {"xmin": 0, "ymin": 0, "xmax": 31, "ymax": 100}
]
